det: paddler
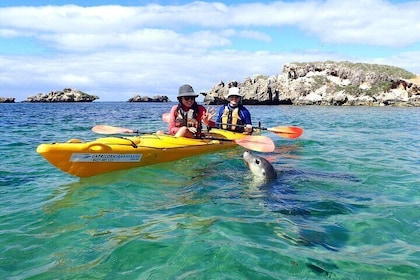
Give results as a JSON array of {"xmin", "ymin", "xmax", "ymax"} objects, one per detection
[
  {"xmin": 216, "ymin": 87, "xmax": 253, "ymax": 134},
  {"xmin": 168, "ymin": 84, "xmax": 215, "ymax": 138}
]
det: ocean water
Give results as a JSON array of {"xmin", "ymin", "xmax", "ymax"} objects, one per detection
[{"xmin": 1, "ymin": 102, "xmax": 419, "ymax": 279}]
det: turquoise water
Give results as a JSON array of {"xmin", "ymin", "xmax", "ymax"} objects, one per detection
[{"xmin": 1, "ymin": 103, "xmax": 419, "ymax": 279}]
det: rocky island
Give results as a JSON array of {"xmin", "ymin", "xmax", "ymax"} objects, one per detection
[
  {"xmin": 203, "ymin": 61, "xmax": 420, "ymax": 107},
  {"xmin": 0, "ymin": 97, "xmax": 15, "ymax": 103},
  {"xmin": 128, "ymin": 95, "xmax": 170, "ymax": 102},
  {"xmin": 22, "ymin": 88, "xmax": 99, "ymax": 102}
]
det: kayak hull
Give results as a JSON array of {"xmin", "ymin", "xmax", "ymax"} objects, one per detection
[{"xmin": 37, "ymin": 129, "xmax": 245, "ymax": 177}]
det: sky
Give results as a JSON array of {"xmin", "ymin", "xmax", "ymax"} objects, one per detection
[{"xmin": 1, "ymin": 0, "xmax": 419, "ymax": 102}]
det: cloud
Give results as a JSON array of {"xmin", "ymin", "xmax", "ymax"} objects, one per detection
[
  {"xmin": 3, "ymin": 1, "xmax": 419, "ymax": 49},
  {"xmin": 0, "ymin": 1, "xmax": 419, "ymax": 101},
  {"xmin": 300, "ymin": 0, "xmax": 420, "ymax": 47}
]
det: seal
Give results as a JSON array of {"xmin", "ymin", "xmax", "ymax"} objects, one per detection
[
  {"xmin": 242, "ymin": 151, "xmax": 351, "ymax": 255},
  {"xmin": 243, "ymin": 151, "xmax": 277, "ymax": 179}
]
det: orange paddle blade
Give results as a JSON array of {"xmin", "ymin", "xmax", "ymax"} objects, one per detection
[
  {"xmin": 267, "ymin": 126, "xmax": 303, "ymax": 139},
  {"xmin": 92, "ymin": 125, "xmax": 135, "ymax": 134},
  {"xmin": 234, "ymin": 135, "xmax": 275, "ymax": 153}
]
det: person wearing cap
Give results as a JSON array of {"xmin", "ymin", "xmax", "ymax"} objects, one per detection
[
  {"xmin": 168, "ymin": 84, "xmax": 215, "ymax": 138},
  {"xmin": 216, "ymin": 87, "xmax": 253, "ymax": 134}
]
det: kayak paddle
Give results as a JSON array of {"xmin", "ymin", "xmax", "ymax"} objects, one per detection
[
  {"xmin": 233, "ymin": 135, "xmax": 275, "ymax": 153},
  {"xmin": 92, "ymin": 125, "xmax": 137, "ymax": 134},
  {"xmin": 216, "ymin": 122, "xmax": 303, "ymax": 139},
  {"xmin": 268, "ymin": 125, "xmax": 303, "ymax": 139},
  {"xmin": 163, "ymin": 112, "xmax": 303, "ymax": 139},
  {"xmin": 92, "ymin": 125, "xmax": 275, "ymax": 152}
]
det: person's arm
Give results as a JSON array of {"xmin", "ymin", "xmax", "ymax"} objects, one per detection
[
  {"xmin": 241, "ymin": 107, "xmax": 252, "ymax": 125},
  {"xmin": 168, "ymin": 105, "xmax": 180, "ymax": 135},
  {"xmin": 240, "ymin": 107, "xmax": 253, "ymax": 134}
]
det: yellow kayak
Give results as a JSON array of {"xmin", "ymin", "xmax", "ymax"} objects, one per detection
[{"xmin": 36, "ymin": 129, "xmax": 262, "ymax": 178}]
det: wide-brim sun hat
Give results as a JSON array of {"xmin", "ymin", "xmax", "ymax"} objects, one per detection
[
  {"xmin": 178, "ymin": 84, "xmax": 199, "ymax": 98},
  {"xmin": 226, "ymin": 87, "xmax": 243, "ymax": 98}
]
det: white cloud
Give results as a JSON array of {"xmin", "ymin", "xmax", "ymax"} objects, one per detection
[
  {"xmin": 2, "ymin": 1, "xmax": 419, "ymax": 48},
  {"xmin": 237, "ymin": 30, "xmax": 272, "ymax": 42},
  {"xmin": 300, "ymin": 0, "xmax": 420, "ymax": 47}
]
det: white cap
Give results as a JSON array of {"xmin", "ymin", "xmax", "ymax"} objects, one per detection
[{"xmin": 226, "ymin": 87, "xmax": 243, "ymax": 98}]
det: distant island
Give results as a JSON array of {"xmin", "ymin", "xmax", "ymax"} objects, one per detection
[
  {"xmin": 128, "ymin": 95, "xmax": 170, "ymax": 102},
  {"xmin": 0, "ymin": 97, "xmax": 15, "ymax": 103},
  {"xmin": 1, "ymin": 61, "xmax": 419, "ymax": 106},
  {"xmin": 0, "ymin": 89, "xmax": 169, "ymax": 103},
  {"xmin": 22, "ymin": 88, "xmax": 99, "ymax": 103}
]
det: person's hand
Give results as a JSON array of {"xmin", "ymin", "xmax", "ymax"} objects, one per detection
[
  {"xmin": 204, "ymin": 107, "xmax": 216, "ymax": 123},
  {"xmin": 187, "ymin": 126, "xmax": 197, "ymax": 134},
  {"xmin": 244, "ymin": 124, "xmax": 253, "ymax": 134}
]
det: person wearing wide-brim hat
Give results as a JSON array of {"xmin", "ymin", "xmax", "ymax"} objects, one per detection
[
  {"xmin": 216, "ymin": 87, "xmax": 253, "ymax": 134},
  {"xmin": 176, "ymin": 84, "xmax": 199, "ymax": 100},
  {"xmin": 168, "ymin": 84, "xmax": 215, "ymax": 138}
]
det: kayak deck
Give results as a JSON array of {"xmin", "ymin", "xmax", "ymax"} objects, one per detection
[{"xmin": 37, "ymin": 129, "xmax": 245, "ymax": 177}]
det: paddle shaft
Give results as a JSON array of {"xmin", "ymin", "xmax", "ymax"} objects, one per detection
[
  {"xmin": 215, "ymin": 122, "xmax": 263, "ymax": 130},
  {"xmin": 163, "ymin": 112, "xmax": 302, "ymax": 139},
  {"xmin": 215, "ymin": 122, "xmax": 303, "ymax": 139}
]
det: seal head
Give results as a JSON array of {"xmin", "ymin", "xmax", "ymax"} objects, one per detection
[{"xmin": 243, "ymin": 151, "xmax": 277, "ymax": 179}]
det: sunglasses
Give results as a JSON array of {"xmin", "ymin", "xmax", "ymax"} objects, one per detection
[{"xmin": 183, "ymin": 96, "xmax": 195, "ymax": 101}]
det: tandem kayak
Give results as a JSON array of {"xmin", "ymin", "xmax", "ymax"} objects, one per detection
[{"xmin": 36, "ymin": 128, "xmax": 273, "ymax": 178}]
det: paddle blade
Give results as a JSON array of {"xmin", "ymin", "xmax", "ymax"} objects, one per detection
[
  {"xmin": 234, "ymin": 135, "xmax": 275, "ymax": 153},
  {"xmin": 162, "ymin": 113, "xmax": 170, "ymax": 123},
  {"xmin": 92, "ymin": 125, "xmax": 134, "ymax": 134},
  {"xmin": 268, "ymin": 126, "xmax": 303, "ymax": 139}
]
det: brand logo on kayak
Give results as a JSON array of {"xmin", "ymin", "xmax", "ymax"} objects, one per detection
[{"xmin": 70, "ymin": 153, "xmax": 142, "ymax": 162}]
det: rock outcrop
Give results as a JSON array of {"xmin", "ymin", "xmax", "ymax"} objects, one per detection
[
  {"xmin": 0, "ymin": 97, "xmax": 15, "ymax": 103},
  {"xmin": 23, "ymin": 88, "xmax": 99, "ymax": 102},
  {"xmin": 203, "ymin": 61, "xmax": 420, "ymax": 107},
  {"xmin": 128, "ymin": 95, "xmax": 170, "ymax": 102}
]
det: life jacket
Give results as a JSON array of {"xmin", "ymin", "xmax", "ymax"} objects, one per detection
[
  {"xmin": 221, "ymin": 106, "xmax": 244, "ymax": 132},
  {"xmin": 175, "ymin": 103, "xmax": 202, "ymax": 133}
]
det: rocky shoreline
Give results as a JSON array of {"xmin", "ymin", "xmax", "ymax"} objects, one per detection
[
  {"xmin": 203, "ymin": 61, "xmax": 420, "ymax": 107},
  {"xmin": 1, "ymin": 61, "xmax": 419, "ymax": 106}
]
